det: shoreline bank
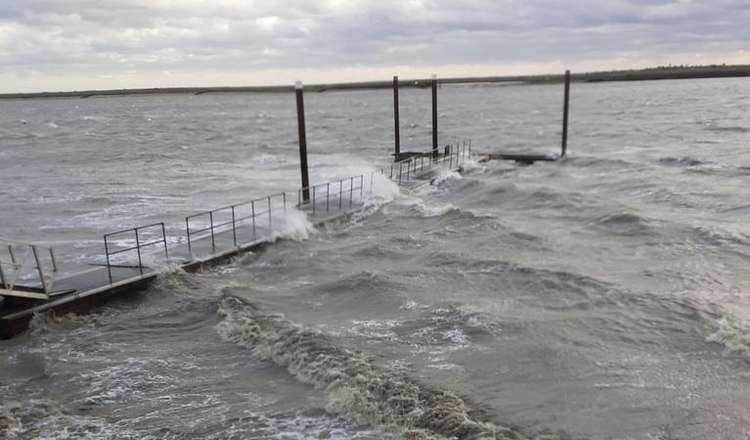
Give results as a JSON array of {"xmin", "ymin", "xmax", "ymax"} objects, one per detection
[{"xmin": 2, "ymin": 65, "xmax": 749, "ymax": 100}]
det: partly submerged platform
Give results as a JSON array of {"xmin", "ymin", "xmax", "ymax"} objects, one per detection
[
  {"xmin": 480, "ymin": 152, "xmax": 560, "ymax": 165},
  {"xmin": 1, "ymin": 147, "xmax": 471, "ymax": 339},
  {"xmin": 0, "ymin": 178, "xmax": 371, "ymax": 339}
]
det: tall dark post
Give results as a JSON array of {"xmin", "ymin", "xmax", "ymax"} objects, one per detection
[
  {"xmin": 393, "ymin": 76, "xmax": 400, "ymax": 161},
  {"xmin": 561, "ymin": 70, "xmax": 571, "ymax": 157},
  {"xmin": 296, "ymin": 81, "xmax": 310, "ymax": 202},
  {"xmin": 431, "ymin": 74, "xmax": 438, "ymax": 158}
]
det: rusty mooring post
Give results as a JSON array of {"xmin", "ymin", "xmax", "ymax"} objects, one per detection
[
  {"xmin": 296, "ymin": 81, "xmax": 310, "ymax": 203},
  {"xmin": 432, "ymin": 74, "xmax": 438, "ymax": 158},
  {"xmin": 393, "ymin": 75, "xmax": 400, "ymax": 162},
  {"xmin": 562, "ymin": 70, "xmax": 571, "ymax": 157}
]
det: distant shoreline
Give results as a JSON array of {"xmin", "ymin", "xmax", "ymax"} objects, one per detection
[{"xmin": 1, "ymin": 65, "xmax": 749, "ymax": 100}]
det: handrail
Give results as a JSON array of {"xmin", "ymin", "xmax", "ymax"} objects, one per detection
[
  {"xmin": 184, "ymin": 175, "xmax": 369, "ymax": 258},
  {"xmin": 103, "ymin": 222, "xmax": 168, "ymax": 284},
  {"xmin": 297, "ymin": 174, "xmax": 365, "ymax": 215},
  {"xmin": 0, "ymin": 241, "xmax": 58, "ymax": 294},
  {"xmin": 382, "ymin": 139, "xmax": 472, "ymax": 184},
  {"xmin": 2, "ymin": 170, "xmax": 385, "ymax": 296},
  {"xmin": 185, "ymin": 192, "xmax": 289, "ymax": 256}
]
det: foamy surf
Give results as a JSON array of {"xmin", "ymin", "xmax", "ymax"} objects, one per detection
[
  {"xmin": 216, "ymin": 294, "xmax": 535, "ymax": 440},
  {"xmin": 270, "ymin": 207, "xmax": 317, "ymax": 242},
  {"xmin": 707, "ymin": 314, "xmax": 750, "ymax": 363}
]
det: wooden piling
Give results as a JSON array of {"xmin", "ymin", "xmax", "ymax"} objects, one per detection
[
  {"xmin": 562, "ymin": 70, "xmax": 571, "ymax": 157},
  {"xmin": 393, "ymin": 76, "xmax": 400, "ymax": 162},
  {"xmin": 296, "ymin": 81, "xmax": 311, "ymax": 202},
  {"xmin": 432, "ymin": 74, "xmax": 438, "ymax": 158}
]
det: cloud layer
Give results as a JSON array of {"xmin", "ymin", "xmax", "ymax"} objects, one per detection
[{"xmin": 1, "ymin": 0, "xmax": 748, "ymax": 92}]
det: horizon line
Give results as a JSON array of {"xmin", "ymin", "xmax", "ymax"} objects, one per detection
[{"xmin": 2, "ymin": 64, "xmax": 749, "ymax": 100}]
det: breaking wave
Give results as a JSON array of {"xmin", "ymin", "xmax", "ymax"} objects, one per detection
[
  {"xmin": 0, "ymin": 399, "xmax": 129, "ymax": 440},
  {"xmin": 216, "ymin": 294, "xmax": 538, "ymax": 440},
  {"xmin": 706, "ymin": 315, "xmax": 750, "ymax": 363},
  {"xmin": 271, "ymin": 208, "xmax": 317, "ymax": 242}
]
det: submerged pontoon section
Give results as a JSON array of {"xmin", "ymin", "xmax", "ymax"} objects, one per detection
[{"xmin": 0, "ymin": 239, "xmax": 62, "ymax": 300}]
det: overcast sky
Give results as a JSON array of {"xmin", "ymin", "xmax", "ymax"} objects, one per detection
[{"xmin": 0, "ymin": 0, "xmax": 748, "ymax": 93}]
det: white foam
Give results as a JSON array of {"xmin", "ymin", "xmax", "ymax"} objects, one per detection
[
  {"xmin": 411, "ymin": 200, "xmax": 457, "ymax": 218},
  {"xmin": 348, "ymin": 319, "xmax": 399, "ymax": 338},
  {"xmin": 216, "ymin": 296, "xmax": 505, "ymax": 440},
  {"xmin": 707, "ymin": 314, "xmax": 750, "ymax": 362},
  {"xmin": 365, "ymin": 172, "xmax": 401, "ymax": 206},
  {"xmin": 270, "ymin": 207, "xmax": 316, "ymax": 241},
  {"xmin": 429, "ymin": 169, "xmax": 463, "ymax": 188},
  {"xmin": 459, "ymin": 158, "xmax": 485, "ymax": 174}
]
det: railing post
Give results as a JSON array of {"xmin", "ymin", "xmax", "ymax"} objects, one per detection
[
  {"xmin": 296, "ymin": 81, "xmax": 311, "ymax": 203},
  {"xmin": 313, "ymin": 186, "xmax": 316, "ymax": 215},
  {"xmin": 104, "ymin": 235, "xmax": 113, "ymax": 284},
  {"xmin": 267, "ymin": 196, "xmax": 272, "ymax": 230},
  {"xmin": 370, "ymin": 173, "xmax": 374, "ymax": 194},
  {"xmin": 31, "ymin": 245, "xmax": 47, "ymax": 293},
  {"xmin": 399, "ymin": 162, "xmax": 403, "ymax": 184},
  {"xmin": 8, "ymin": 245, "xmax": 16, "ymax": 265},
  {"xmin": 339, "ymin": 180, "xmax": 343, "ymax": 209},
  {"xmin": 350, "ymin": 176, "xmax": 354, "ymax": 207},
  {"xmin": 134, "ymin": 228, "xmax": 144, "ymax": 276},
  {"xmin": 360, "ymin": 175, "xmax": 364, "ymax": 200},
  {"xmin": 432, "ymin": 73, "xmax": 438, "ymax": 158},
  {"xmin": 49, "ymin": 248, "xmax": 58, "ymax": 272},
  {"xmin": 251, "ymin": 201, "xmax": 257, "ymax": 238},
  {"xmin": 186, "ymin": 217, "xmax": 192, "ymax": 257},
  {"xmin": 283, "ymin": 192, "xmax": 287, "ymax": 214},
  {"xmin": 0, "ymin": 254, "xmax": 5, "ymax": 288},
  {"xmin": 209, "ymin": 212, "xmax": 216, "ymax": 251},
  {"xmin": 562, "ymin": 70, "xmax": 571, "ymax": 157},
  {"xmin": 326, "ymin": 182, "xmax": 330, "ymax": 212},
  {"xmin": 393, "ymin": 75, "xmax": 400, "ymax": 161},
  {"xmin": 161, "ymin": 223, "xmax": 169, "ymax": 261},
  {"xmin": 231, "ymin": 206, "xmax": 238, "ymax": 246}
]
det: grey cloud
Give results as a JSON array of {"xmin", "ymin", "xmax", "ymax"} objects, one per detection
[{"xmin": 0, "ymin": 0, "xmax": 748, "ymax": 90}]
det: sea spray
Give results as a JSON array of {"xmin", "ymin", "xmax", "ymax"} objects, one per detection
[
  {"xmin": 270, "ymin": 207, "xmax": 317, "ymax": 242},
  {"xmin": 346, "ymin": 172, "xmax": 401, "ymax": 225},
  {"xmin": 707, "ymin": 314, "xmax": 750, "ymax": 363},
  {"xmin": 366, "ymin": 172, "xmax": 401, "ymax": 206},
  {"xmin": 459, "ymin": 159, "xmax": 485, "ymax": 175},
  {"xmin": 216, "ymin": 294, "xmax": 527, "ymax": 440}
]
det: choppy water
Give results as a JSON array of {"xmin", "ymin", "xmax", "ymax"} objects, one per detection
[{"xmin": 2, "ymin": 78, "xmax": 750, "ymax": 439}]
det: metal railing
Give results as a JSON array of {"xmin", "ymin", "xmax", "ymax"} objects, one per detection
[
  {"xmin": 0, "ymin": 239, "xmax": 59, "ymax": 297},
  {"xmin": 185, "ymin": 192, "xmax": 289, "ymax": 257},
  {"xmin": 383, "ymin": 139, "xmax": 472, "ymax": 185},
  {"xmin": 297, "ymin": 174, "xmax": 366, "ymax": 215},
  {"xmin": 103, "ymin": 223, "xmax": 168, "ymax": 284},
  {"xmin": 3, "ymin": 172, "xmax": 381, "ymax": 298}
]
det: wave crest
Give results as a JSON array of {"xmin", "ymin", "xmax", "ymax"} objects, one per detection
[{"xmin": 216, "ymin": 295, "xmax": 526, "ymax": 439}]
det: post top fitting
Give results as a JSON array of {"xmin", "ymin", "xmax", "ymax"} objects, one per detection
[{"xmin": 295, "ymin": 80, "xmax": 303, "ymax": 90}]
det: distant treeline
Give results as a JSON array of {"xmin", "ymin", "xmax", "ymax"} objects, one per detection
[{"xmin": 2, "ymin": 64, "xmax": 749, "ymax": 100}]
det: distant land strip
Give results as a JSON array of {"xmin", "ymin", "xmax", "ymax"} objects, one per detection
[{"xmin": 1, "ymin": 65, "xmax": 749, "ymax": 100}]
